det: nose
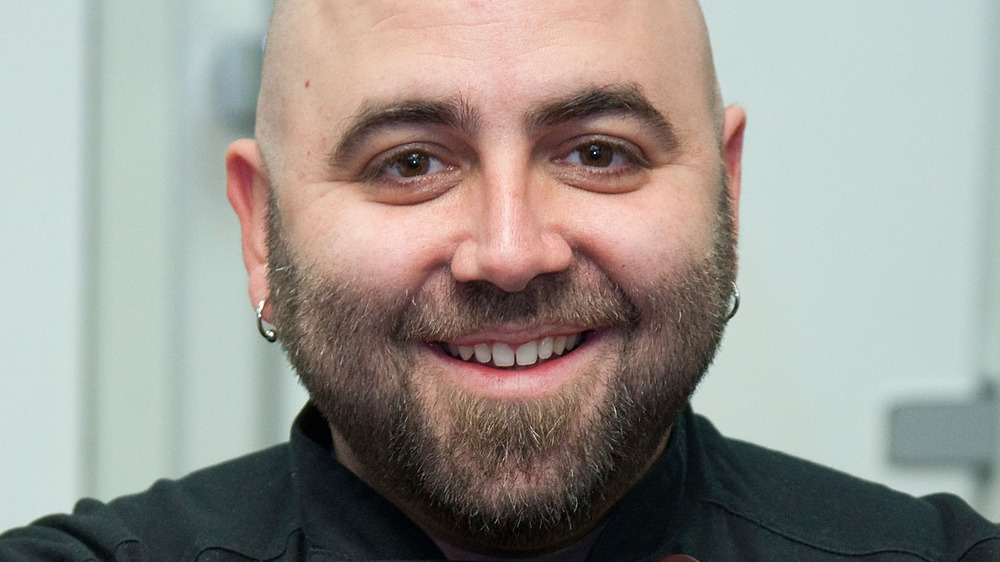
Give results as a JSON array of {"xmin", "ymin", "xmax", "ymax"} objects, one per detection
[{"xmin": 450, "ymin": 169, "xmax": 572, "ymax": 292}]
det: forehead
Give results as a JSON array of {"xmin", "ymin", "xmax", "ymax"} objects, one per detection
[
  {"xmin": 270, "ymin": 0, "xmax": 712, "ymax": 151},
  {"xmin": 305, "ymin": 0, "xmax": 691, "ymax": 40}
]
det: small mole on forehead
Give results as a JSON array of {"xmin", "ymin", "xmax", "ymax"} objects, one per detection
[{"xmin": 305, "ymin": 80, "xmax": 311, "ymax": 88}]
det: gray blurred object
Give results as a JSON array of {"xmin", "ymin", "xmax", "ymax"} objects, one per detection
[
  {"xmin": 889, "ymin": 380, "xmax": 999, "ymax": 484},
  {"xmin": 214, "ymin": 38, "xmax": 263, "ymax": 134}
]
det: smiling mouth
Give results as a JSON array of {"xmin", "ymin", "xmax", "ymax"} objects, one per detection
[{"xmin": 440, "ymin": 333, "xmax": 585, "ymax": 369}]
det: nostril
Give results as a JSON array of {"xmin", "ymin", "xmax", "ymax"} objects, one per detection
[{"xmin": 449, "ymin": 221, "xmax": 572, "ymax": 292}]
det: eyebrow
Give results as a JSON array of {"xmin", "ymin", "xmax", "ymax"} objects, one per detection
[
  {"xmin": 331, "ymin": 98, "xmax": 478, "ymax": 167},
  {"xmin": 526, "ymin": 84, "xmax": 678, "ymax": 151},
  {"xmin": 330, "ymin": 83, "xmax": 676, "ymax": 168}
]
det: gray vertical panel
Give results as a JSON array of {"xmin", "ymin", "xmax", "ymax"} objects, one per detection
[
  {"xmin": 88, "ymin": 0, "xmax": 184, "ymax": 499},
  {"xmin": 173, "ymin": 0, "xmax": 296, "ymax": 475},
  {"xmin": 980, "ymin": 0, "xmax": 1000, "ymax": 519}
]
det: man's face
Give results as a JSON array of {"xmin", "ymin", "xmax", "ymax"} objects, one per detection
[{"xmin": 235, "ymin": 0, "xmax": 744, "ymax": 553}]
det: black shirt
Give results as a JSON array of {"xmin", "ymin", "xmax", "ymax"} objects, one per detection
[{"xmin": 2, "ymin": 405, "xmax": 998, "ymax": 561}]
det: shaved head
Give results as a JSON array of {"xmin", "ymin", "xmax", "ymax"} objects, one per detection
[{"xmin": 255, "ymin": 0, "xmax": 725, "ymax": 185}]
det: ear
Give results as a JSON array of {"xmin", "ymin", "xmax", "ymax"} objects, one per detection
[
  {"xmin": 721, "ymin": 105, "xmax": 747, "ymax": 233},
  {"xmin": 226, "ymin": 138, "xmax": 272, "ymax": 320}
]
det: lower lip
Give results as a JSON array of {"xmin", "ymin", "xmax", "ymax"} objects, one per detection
[{"xmin": 422, "ymin": 331, "xmax": 612, "ymax": 400}]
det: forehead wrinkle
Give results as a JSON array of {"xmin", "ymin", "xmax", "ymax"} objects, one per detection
[
  {"xmin": 331, "ymin": 95, "xmax": 481, "ymax": 168},
  {"xmin": 525, "ymin": 84, "xmax": 679, "ymax": 152}
]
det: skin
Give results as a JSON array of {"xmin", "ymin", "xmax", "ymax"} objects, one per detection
[{"xmin": 227, "ymin": 0, "xmax": 746, "ymax": 555}]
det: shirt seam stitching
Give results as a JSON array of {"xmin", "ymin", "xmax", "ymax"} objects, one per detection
[
  {"xmin": 188, "ymin": 525, "xmax": 303, "ymax": 560},
  {"xmin": 702, "ymin": 497, "xmax": 939, "ymax": 561},
  {"xmin": 957, "ymin": 535, "xmax": 1000, "ymax": 559}
]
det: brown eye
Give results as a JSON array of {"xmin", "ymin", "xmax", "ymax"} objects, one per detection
[
  {"xmin": 367, "ymin": 146, "xmax": 453, "ymax": 187},
  {"xmin": 392, "ymin": 152, "xmax": 431, "ymax": 177},
  {"xmin": 553, "ymin": 137, "xmax": 650, "ymax": 194},
  {"xmin": 579, "ymin": 143, "xmax": 615, "ymax": 167}
]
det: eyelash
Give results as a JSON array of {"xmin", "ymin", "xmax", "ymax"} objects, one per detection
[
  {"xmin": 559, "ymin": 137, "xmax": 652, "ymax": 173},
  {"xmin": 363, "ymin": 145, "xmax": 454, "ymax": 185},
  {"xmin": 361, "ymin": 137, "xmax": 651, "ymax": 188}
]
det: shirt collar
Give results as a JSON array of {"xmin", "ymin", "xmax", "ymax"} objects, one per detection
[{"xmin": 290, "ymin": 403, "xmax": 445, "ymax": 559}]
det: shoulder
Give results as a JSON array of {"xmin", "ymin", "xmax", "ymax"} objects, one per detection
[
  {"xmin": 0, "ymin": 444, "xmax": 301, "ymax": 561},
  {"xmin": 111, "ymin": 443, "xmax": 300, "ymax": 556},
  {"xmin": 688, "ymin": 413, "xmax": 1000, "ymax": 561}
]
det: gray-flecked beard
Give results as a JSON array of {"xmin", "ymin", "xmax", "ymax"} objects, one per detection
[{"xmin": 266, "ymin": 187, "xmax": 736, "ymax": 553}]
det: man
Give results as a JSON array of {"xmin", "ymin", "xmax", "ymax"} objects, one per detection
[{"xmin": 2, "ymin": 0, "xmax": 999, "ymax": 560}]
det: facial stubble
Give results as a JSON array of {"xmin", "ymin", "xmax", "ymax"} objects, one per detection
[{"xmin": 266, "ymin": 185, "xmax": 736, "ymax": 552}]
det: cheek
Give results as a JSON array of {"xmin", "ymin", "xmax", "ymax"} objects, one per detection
[
  {"xmin": 569, "ymin": 187, "xmax": 719, "ymax": 289},
  {"xmin": 285, "ymin": 194, "xmax": 458, "ymax": 289}
]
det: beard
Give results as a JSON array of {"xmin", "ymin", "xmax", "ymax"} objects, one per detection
[{"xmin": 266, "ymin": 185, "xmax": 736, "ymax": 552}]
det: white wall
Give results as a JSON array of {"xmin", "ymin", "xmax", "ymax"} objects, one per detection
[
  {"xmin": 172, "ymin": 0, "xmax": 304, "ymax": 477},
  {"xmin": 0, "ymin": 1, "xmax": 88, "ymax": 530},
  {"xmin": 85, "ymin": 0, "xmax": 302, "ymax": 502},
  {"xmin": 696, "ymin": 1, "xmax": 998, "ymax": 509}
]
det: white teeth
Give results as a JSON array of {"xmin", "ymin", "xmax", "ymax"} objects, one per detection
[
  {"xmin": 445, "ymin": 332, "xmax": 584, "ymax": 368},
  {"xmin": 538, "ymin": 337, "xmax": 553, "ymax": 360},
  {"xmin": 474, "ymin": 343, "xmax": 491, "ymax": 363},
  {"xmin": 553, "ymin": 336, "xmax": 567, "ymax": 355},
  {"xmin": 515, "ymin": 341, "xmax": 538, "ymax": 366},
  {"xmin": 566, "ymin": 333, "xmax": 580, "ymax": 351},
  {"xmin": 492, "ymin": 343, "xmax": 515, "ymax": 367}
]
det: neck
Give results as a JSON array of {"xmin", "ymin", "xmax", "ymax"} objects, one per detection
[
  {"xmin": 432, "ymin": 524, "xmax": 606, "ymax": 562},
  {"xmin": 330, "ymin": 422, "xmax": 674, "ymax": 556}
]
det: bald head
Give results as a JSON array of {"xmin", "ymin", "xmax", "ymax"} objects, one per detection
[{"xmin": 254, "ymin": 0, "xmax": 725, "ymax": 181}]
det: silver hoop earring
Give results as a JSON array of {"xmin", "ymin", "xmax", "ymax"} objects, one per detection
[
  {"xmin": 256, "ymin": 299, "xmax": 277, "ymax": 342},
  {"xmin": 726, "ymin": 282, "xmax": 740, "ymax": 322}
]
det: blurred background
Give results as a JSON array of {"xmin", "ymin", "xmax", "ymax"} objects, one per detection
[{"xmin": 2, "ymin": 1, "xmax": 999, "ymax": 530}]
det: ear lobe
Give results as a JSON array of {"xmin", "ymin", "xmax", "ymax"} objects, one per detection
[
  {"xmin": 721, "ymin": 105, "xmax": 747, "ymax": 231},
  {"xmin": 226, "ymin": 138, "xmax": 272, "ymax": 314}
]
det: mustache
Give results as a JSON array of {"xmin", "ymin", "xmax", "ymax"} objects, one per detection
[{"xmin": 395, "ymin": 263, "xmax": 640, "ymax": 342}]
